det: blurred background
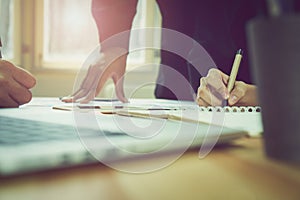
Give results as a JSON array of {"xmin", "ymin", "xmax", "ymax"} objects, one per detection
[{"xmin": 0, "ymin": 0, "xmax": 162, "ymax": 99}]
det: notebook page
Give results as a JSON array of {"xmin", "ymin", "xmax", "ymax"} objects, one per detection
[{"xmin": 170, "ymin": 106, "xmax": 263, "ymax": 137}]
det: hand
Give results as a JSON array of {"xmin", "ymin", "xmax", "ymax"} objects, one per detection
[
  {"xmin": 61, "ymin": 47, "xmax": 128, "ymax": 103},
  {"xmin": 0, "ymin": 60, "xmax": 36, "ymax": 108},
  {"xmin": 196, "ymin": 68, "xmax": 258, "ymax": 106}
]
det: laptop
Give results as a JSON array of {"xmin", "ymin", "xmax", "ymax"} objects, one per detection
[{"xmin": 0, "ymin": 98, "xmax": 247, "ymax": 176}]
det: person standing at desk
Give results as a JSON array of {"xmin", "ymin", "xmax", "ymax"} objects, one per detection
[
  {"xmin": 0, "ymin": 38, "xmax": 36, "ymax": 108},
  {"xmin": 62, "ymin": 0, "xmax": 266, "ymax": 106}
]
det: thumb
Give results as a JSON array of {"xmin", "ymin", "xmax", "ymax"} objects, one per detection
[
  {"xmin": 228, "ymin": 94, "xmax": 239, "ymax": 106},
  {"xmin": 219, "ymin": 70, "xmax": 230, "ymax": 99},
  {"xmin": 228, "ymin": 87, "xmax": 244, "ymax": 106}
]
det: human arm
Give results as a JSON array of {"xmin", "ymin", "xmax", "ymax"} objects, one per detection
[
  {"xmin": 196, "ymin": 68, "xmax": 259, "ymax": 106},
  {"xmin": 0, "ymin": 60, "xmax": 36, "ymax": 108},
  {"xmin": 62, "ymin": 0, "xmax": 137, "ymax": 103}
]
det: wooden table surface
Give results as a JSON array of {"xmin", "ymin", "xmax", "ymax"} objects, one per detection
[{"xmin": 1, "ymin": 138, "xmax": 300, "ymax": 200}]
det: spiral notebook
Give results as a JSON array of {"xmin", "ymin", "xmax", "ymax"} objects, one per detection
[
  {"xmin": 187, "ymin": 106, "xmax": 263, "ymax": 137},
  {"xmin": 117, "ymin": 106, "xmax": 263, "ymax": 137}
]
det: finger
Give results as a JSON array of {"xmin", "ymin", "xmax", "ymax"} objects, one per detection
[
  {"xmin": 61, "ymin": 89, "xmax": 93, "ymax": 103},
  {"xmin": 206, "ymin": 70, "xmax": 228, "ymax": 99},
  {"xmin": 60, "ymin": 89, "xmax": 88, "ymax": 103},
  {"xmin": 61, "ymin": 58, "xmax": 108, "ymax": 103},
  {"xmin": 60, "ymin": 96, "xmax": 74, "ymax": 103},
  {"xmin": 79, "ymin": 67, "xmax": 116, "ymax": 104},
  {"xmin": 199, "ymin": 78, "xmax": 223, "ymax": 106},
  {"xmin": 77, "ymin": 89, "xmax": 97, "ymax": 104},
  {"xmin": 112, "ymin": 74, "xmax": 128, "ymax": 103},
  {"xmin": 67, "ymin": 71, "xmax": 92, "ymax": 100},
  {"xmin": 228, "ymin": 82, "xmax": 246, "ymax": 106},
  {"xmin": 79, "ymin": 64, "xmax": 102, "ymax": 92},
  {"xmin": 197, "ymin": 82, "xmax": 223, "ymax": 106},
  {"xmin": 199, "ymin": 76, "xmax": 207, "ymax": 87},
  {"xmin": 220, "ymin": 70, "xmax": 230, "ymax": 85},
  {"xmin": 9, "ymin": 82, "xmax": 33, "ymax": 105},
  {"xmin": 0, "ymin": 93, "xmax": 19, "ymax": 108},
  {"xmin": 61, "ymin": 91, "xmax": 87, "ymax": 103},
  {"xmin": 62, "ymin": 85, "xmax": 90, "ymax": 103},
  {"xmin": 72, "ymin": 88, "xmax": 91, "ymax": 103},
  {"xmin": 80, "ymin": 65, "xmax": 99, "ymax": 89},
  {"xmin": 196, "ymin": 96, "xmax": 210, "ymax": 107},
  {"xmin": 207, "ymin": 68, "xmax": 230, "ymax": 83},
  {"xmin": 69, "ymin": 66, "xmax": 111, "ymax": 103},
  {"xmin": 95, "ymin": 70, "xmax": 112, "ymax": 98},
  {"xmin": 12, "ymin": 66, "xmax": 36, "ymax": 89},
  {"xmin": 72, "ymin": 63, "xmax": 104, "ymax": 97},
  {"xmin": 71, "ymin": 65, "xmax": 104, "ymax": 102}
]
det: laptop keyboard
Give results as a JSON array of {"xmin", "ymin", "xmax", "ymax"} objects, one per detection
[{"xmin": 0, "ymin": 116, "xmax": 103, "ymax": 145}]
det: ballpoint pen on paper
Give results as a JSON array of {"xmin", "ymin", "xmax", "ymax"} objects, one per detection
[{"xmin": 227, "ymin": 49, "xmax": 243, "ymax": 93}]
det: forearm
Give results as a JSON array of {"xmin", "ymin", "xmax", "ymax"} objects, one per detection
[{"xmin": 91, "ymin": 0, "xmax": 138, "ymax": 51}]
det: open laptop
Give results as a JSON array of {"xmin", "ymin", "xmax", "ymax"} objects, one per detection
[{"xmin": 0, "ymin": 98, "xmax": 247, "ymax": 176}]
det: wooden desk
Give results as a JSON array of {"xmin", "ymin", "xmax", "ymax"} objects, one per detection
[{"xmin": 1, "ymin": 138, "xmax": 300, "ymax": 200}]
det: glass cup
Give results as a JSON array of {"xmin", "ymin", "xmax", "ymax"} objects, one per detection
[{"xmin": 247, "ymin": 14, "xmax": 300, "ymax": 162}]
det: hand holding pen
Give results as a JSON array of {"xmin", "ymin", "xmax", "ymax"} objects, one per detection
[{"xmin": 196, "ymin": 49, "xmax": 258, "ymax": 107}]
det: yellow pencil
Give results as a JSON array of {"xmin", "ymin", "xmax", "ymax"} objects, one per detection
[{"xmin": 227, "ymin": 49, "xmax": 243, "ymax": 93}]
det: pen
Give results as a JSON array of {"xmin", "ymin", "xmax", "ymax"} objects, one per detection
[
  {"xmin": 58, "ymin": 97, "xmax": 119, "ymax": 102},
  {"xmin": 0, "ymin": 38, "xmax": 2, "ymax": 59},
  {"xmin": 93, "ymin": 98, "xmax": 119, "ymax": 102},
  {"xmin": 227, "ymin": 49, "xmax": 243, "ymax": 93}
]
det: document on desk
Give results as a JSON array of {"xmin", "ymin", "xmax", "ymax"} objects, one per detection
[
  {"xmin": 52, "ymin": 99, "xmax": 194, "ymax": 113},
  {"xmin": 52, "ymin": 98, "xmax": 263, "ymax": 137},
  {"xmin": 117, "ymin": 106, "xmax": 263, "ymax": 137}
]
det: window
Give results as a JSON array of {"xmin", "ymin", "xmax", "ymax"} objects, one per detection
[
  {"xmin": 0, "ymin": 0, "xmax": 15, "ymax": 60},
  {"xmin": 127, "ymin": 0, "xmax": 161, "ymax": 65},
  {"xmin": 40, "ymin": 0, "xmax": 98, "ymax": 69},
  {"xmin": 38, "ymin": 0, "xmax": 161, "ymax": 70},
  {"xmin": 1, "ymin": 0, "xmax": 161, "ymax": 98}
]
